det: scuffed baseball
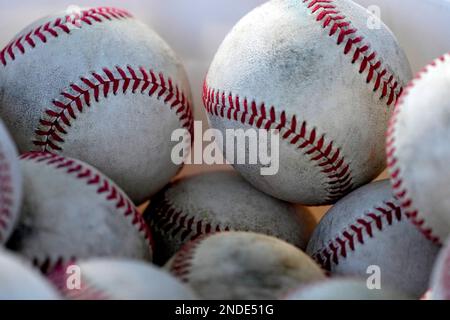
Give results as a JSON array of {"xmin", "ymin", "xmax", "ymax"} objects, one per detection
[
  {"xmin": 430, "ymin": 240, "xmax": 450, "ymax": 300},
  {"xmin": 306, "ymin": 180, "xmax": 440, "ymax": 298},
  {"xmin": 0, "ymin": 249, "xmax": 59, "ymax": 299},
  {"xmin": 0, "ymin": 119, "xmax": 22, "ymax": 244},
  {"xmin": 387, "ymin": 53, "xmax": 450, "ymax": 245},
  {"xmin": 144, "ymin": 170, "xmax": 315, "ymax": 264},
  {"xmin": 0, "ymin": 6, "xmax": 193, "ymax": 204},
  {"xmin": 204, "ymin": 0, "xmax": 412, "ymax": 205},
  {"xmin": 285, "ymin": 278, "xmax": 411, "ymax": 300},
  {"xmin": 7, "ymin": 152, "xmax": 152, "ymax": 272},
  {"xmin": 48, "ymin": 258, "xmax": 197, "ymax": 300},
  {"xmin": 165, "ymin": 231, "xmax": 325, "ymax": 300}
]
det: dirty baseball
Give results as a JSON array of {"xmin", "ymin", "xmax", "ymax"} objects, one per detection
[{"xmin": 0, "ymin": 0, "xmax": 449, "ymax": 308}]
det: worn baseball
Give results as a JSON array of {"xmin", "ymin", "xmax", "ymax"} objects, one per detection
[
  {"xmin": 144, "ymin": 170, "xmax": 315, "ymax": 264},
  {"xmin": 285, "ymin": 278, "xmax": 410, "ymax": 300},
  {"xmin": 7, "ymin": 152, "xmax": 152, "ymax": 272},
  {"xmin": 429, "ymin": 240, "xmax": 450, "ymax": 300},
  {"xmin": 165, "ymin": 231, "xmax": 325, "ymax": 300},
  {"xmin": 0, "ymin": 249, "xmax": 59, "ymax": 299},
  {"xmin": 387, "ymin": 53, "xmax": 450, "ymax": 245},
  {"xmin": 306, "ymin": 180, "xmax": 440, "ymax": 298},
  {"xmin": 203, "ymin": 0, "xmax": 412, "ymax": 205},
  {"xmin": 48, "ymin": 258, "xmax": 197, "ymax": 300},
  {"xmin": 0, "ymin": 119, "xmax": 22, "ymax": 244},
  {"xmin": 0, "ymin": 6, "xmax": 193, "ymax": 204}
]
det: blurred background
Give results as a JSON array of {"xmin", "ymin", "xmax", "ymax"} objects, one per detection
[{"xmin": 1, "ymin": 0, "xmax": 450, "ymax": 219}]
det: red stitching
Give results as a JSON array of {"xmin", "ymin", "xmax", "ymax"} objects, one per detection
[
  {"xmin": 0, "ymin": 7, "xmax": 132, "ymax": 67},
  {"xmin": 386, "ymin": 54, "xmax": 449, "ymax": 246},
  {"xmin": 32, "ymin": 66, "xmax": 193, "ymax": 151},
  {"xmin": 0, "ymin": 151, "xmax": 14, "ymax": 243},
  {"xmin": 303, "ymin": 0, "xmax": 403, "ymax": 106},
  {"xmin": 47, "ymin": 262, "xmax": 110, "ymax": 300},
  {"xmin": 202, "ymin": 83, "xmax": 353, "ymax": 203},
  {"xmin": 145, "ymin": 188, "xmax": 231, "ymax": 244},
  {"xmin": 20, "ymin": 151, "xmax": 154, "ymax": 268},
  {"xmin": 169, "ymin": 234, "xmax": 209, "ymax": 282},
  {"xmin": 311, "ymin": 200, "xmax": 403, "ymax": 270},
  {"xmin": 30, "ymin": 255, "xmax": 72, "ymax": 275}
]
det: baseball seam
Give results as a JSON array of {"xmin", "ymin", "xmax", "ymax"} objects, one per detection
[
  {"xmin": 147, "ymin": 190, "xmax": 232, "ymax": 244},
  {"xmin": 0, "ymin": 151, "xmax": 15, "ymax": 243},
  {"xmin": 386, "ymin": 54, "xmax": 449, "ymax": 245},
  {"xmin": 32, "ymin": 255, "xmax": 73, "ymax": 275},
  {"xmin": 169, "ymin": 234, "xmax": 208, "ymax": 282},
  {"xmin": 48, "ymin": 263, "xmax": 110, "ymax": 300},
  {"xmin": 20, "ymin": 151, "xmax": 154, "ymax": 272},
  {"xmin": 311, "ymin": 200, "xmax": 403, "ymax": 270},
  {"xmin": 0, "ymin": 7, "xmax": 132, "ymax": 67},
  {"xmin": 32, "ymin": 65, "xmax": 193, "ymax": 152},
  {"xmin": 304, "ymin": 0, "xmax": 403, "ymax": 106},
  {"xmin": 203, "ymin": 83, "xmax": 354, "ymax": 202}
]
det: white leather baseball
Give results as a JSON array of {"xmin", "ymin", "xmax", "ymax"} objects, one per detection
[
  {"xmin": 144, "ymin": 170, "xmax": 315, "ymax": 264},
  {"xmin": 203, "ymin": 0, "xmax": 412, "ymax": 205},
  {"xmin": 165, "ymin": 231, "xmax": 325, "ymax": 300},
  {"xmin": 306, "ymin": 180, "xmax": 440, "ymax": 298},
  {"xmin": 7, "ymin": 152, "xmax": 152, "ymax": 272},
  {"xmin": 0, "ymin": 249, "xmax": 59, "ymax": 299},
  {"xmin": 0, "ymin": 7, "xmax": 193, "ymax": 204},
  {"xmin": 387, "ymin": 53, "xmax": 450, "ymax": 245},
  {"xmin": 48, "ymin": 258, "xmax": 197, "ymax": 300},
  {"xmin": 0, "ymin": 119, "xmax": 22, "ymax": 244},
  {"xmin": 429, "ymin": 240, "xmax": 450, "ymax": 300},
  {"xmin": 284, "ymin": 278, "xmax": 410, "ymax": 300}
]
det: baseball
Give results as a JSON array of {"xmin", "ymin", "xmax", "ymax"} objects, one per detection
[
  {"xmin": 387, "ymin": 53, "xmax": 450, "ymax": 245},
  {"xmin": 48, "ymin": 258, "xmax": 197, "ymax": 300},
  {"xmin": 0, "ymin": 0, "xmax": 448, "ymax": 304},
  {"xmin": 0, "ymin": 249, "xmax": 59, "ymax": 299},
  {"xmin": 0, "ymin": 119, "xmax": 22, "ymax": 244},
  {"xmin": 284, "ymin": 278, "xmax": 410, "ymax": 300},
  {"xmin": 165, "ymin": 231, "xmax": 325, "ymax": 300},
  {"xmin": 203, "ymin": 0, "xmax": 412, "ymax": 205},
  {"xmin": 144, "ymin": 170, "xmax": 315, "ymax": 264},
  {"xmin": 429, "ymin": 240, "xmax": 450, "ymax": 300},
  {"xmin": 0, "ymin": 6, "xmax": 193, "ymax": 204},
  {"xmin": 6, "ymin": 152, "xmax": 152, "ymax": 273},
  {"xmin": 306, "ymin": 179, "xmax": 440, "ymax": 298}
]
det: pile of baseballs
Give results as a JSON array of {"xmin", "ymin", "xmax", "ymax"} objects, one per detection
[{"xmin": 0, "ymin": 0, "xmax": 449, "ymax": 300}]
